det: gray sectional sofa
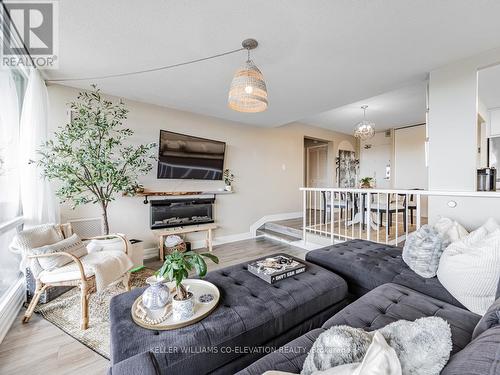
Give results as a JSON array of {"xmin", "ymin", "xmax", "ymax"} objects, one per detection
[
  {"xmin": 238, "ymin": 239, "xmax": 500, "ymax": 375},
  {"xmin": 109, "ymin": 239, "xmax": 500, "ymax": 374}
]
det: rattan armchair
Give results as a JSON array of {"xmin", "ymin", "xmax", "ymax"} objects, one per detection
[{"xmin": 21, "ymin": 232, "xmax": 131, "ymax": 330}]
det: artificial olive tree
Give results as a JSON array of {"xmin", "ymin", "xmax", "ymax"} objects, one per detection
[{"xmin": 36, "ymin": 85, "xmax": 156, "ymax": 234}]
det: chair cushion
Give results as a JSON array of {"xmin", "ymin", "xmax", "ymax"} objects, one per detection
[
  {"xmin": 324, "ymin": 283, "xmax": 480, "ymax": 354},
  {"xmin": 306, "ymin": 239, "xmax": 465, "ymax": 308},
  {"xmin": 39, "ymin": 258, "xmax": 95, "ymax": 283},
  {"xmin": 31, "ymin": 234, "xmax": 87, "ymax": 271}
]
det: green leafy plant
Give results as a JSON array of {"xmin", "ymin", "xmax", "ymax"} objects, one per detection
[
  {"xmin": 360, "ymin": 177, "xmax": 374, "ymax": 188},
  {"xmin": 223, "ymin": 168, "xmax": 235, "ymax": 186},
  {"xmin": 35, "ymin": 85, "xmax": 156, "ymax": 234},
  {"xmin": 157, "ymin": 250, "xmax": 219, "ymax": 300}
]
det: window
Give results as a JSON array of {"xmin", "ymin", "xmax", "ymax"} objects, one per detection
[{"xmin": 0, "ymin": 67, "xmax": 27, "ymax": 302}]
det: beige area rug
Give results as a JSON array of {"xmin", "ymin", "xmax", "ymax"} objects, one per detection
[{"xmin": 35, "ymin": 268, "xmax": 155, "ymax": 359}]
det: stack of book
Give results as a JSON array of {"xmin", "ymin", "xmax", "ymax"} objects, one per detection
[{"xmin": 247, "ymin": 254, "xmax": 306, "ymax": 284}]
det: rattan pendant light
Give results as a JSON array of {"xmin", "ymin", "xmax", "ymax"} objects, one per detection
[{"xmin": 228, "ymin": 39, "xmax": 268, "ymax": 113}]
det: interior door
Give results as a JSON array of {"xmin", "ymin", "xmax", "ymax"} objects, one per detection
[{"xmin": 307, "ymin": 145, "xmax": 329, "ymax": 188}]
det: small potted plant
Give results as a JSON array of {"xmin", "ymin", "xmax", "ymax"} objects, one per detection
[
  {"xmin": 360, "ymin": 177, "xmax": 374, "ymax": 188},
  {"xmin": 157, "ymin": 250, "xmax": 219, "ymax": 320},
  {"xmin": 223, "ymin": 169, "xmax": 235, "ymax": 191}
]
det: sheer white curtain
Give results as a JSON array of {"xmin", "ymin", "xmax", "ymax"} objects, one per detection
[
  {"xmin": 19, "ymin": 69, "xmax": 58, "ymax": 226},
  {"xmin": 0, "ymin": 70, "xmax": 22, "ymax": 298}
]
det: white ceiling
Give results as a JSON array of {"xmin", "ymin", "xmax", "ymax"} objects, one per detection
[
  {"xmin": 44, "ymin": 1, "xmax": 500, "ymax": 129},
  {"xmin": 302, "ymin": 81, "xmax": 427, "ymax": 133},
  {"xmin": 479, "ymin": 63, "xmax": 500, "ymax": 109}
]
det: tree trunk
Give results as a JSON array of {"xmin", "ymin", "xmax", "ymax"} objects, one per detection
[{"xmin": 100, "ymin": 203, "xmax": 110, "ymax": 235}]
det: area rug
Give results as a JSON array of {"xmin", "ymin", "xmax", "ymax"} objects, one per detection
[{"xmin": 35, "ymin": 267, "xmax": 155, "ymax": 359}]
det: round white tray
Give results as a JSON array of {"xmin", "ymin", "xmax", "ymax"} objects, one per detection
[{"xmin": 131, "ymin": 279, "xmax": 220, "ymax": 330}]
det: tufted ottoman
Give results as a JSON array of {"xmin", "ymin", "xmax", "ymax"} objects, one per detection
[{"xmin": 108, "ymin": 254, "xmax": 348, "ymax": 375}]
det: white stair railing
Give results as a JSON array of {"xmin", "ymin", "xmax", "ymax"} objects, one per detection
[{"xmin": 300, "ymin": 188, "xmax": 500, "ymax": 246}]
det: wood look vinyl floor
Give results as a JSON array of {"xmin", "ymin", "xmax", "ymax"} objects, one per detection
[{"xmin": 0, "ymin": 237, "xmax": 307, "ymax": 375}]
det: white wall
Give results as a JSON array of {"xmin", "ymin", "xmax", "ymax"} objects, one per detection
[
  {"xmin": 394, "ymin": 125, "xmax": 427, "ymax": 189},
  {"xmin": 47, "ymin": 84, "xmax": 355, "ymax": 249},
  {"xmin": 427, "ymin": 47, "xmax": 500, "ymax": 228}
]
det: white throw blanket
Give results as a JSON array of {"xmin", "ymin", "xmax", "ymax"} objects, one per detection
[{"xmin": 80, "ymin": 250, "xmax": 133, "ymax": 292}]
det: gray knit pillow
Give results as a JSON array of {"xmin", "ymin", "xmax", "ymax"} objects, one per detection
[{"xmin": 403, "ymin": 225, "xmax": 450, "ymax": 278}]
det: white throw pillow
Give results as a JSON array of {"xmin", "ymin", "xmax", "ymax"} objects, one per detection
[
  {"xmin": 434, "ymin": 217, "xmax": 468, "ymax": 243},
  {"xmin": 30, "ymin": 234, "xmax": 88, "ymax": 271},
  {"xmin": 437, "ymin": 223, "xmax": 500, "ymax": 315}
]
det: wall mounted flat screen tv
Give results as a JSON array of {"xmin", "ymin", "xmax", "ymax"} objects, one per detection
[{"xmin": 157, "ymin": 130, "xmax": 226, "ymax": 180}]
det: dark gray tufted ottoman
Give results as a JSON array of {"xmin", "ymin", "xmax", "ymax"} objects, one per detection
[{"xmin": 109, "ymin": 254, "xmax": 348, "ymax": 375}]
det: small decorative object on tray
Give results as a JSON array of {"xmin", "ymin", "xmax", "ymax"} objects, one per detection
[
  {"xmin": 132, "ymin": 279, "xmax": 220, "ymax": 330},
  {"xmin": 247, "ymin": 254, "xmax": 306, "ymax": 283},
  {"xmin": 142, "ymin": 276, "xmax": 170, "ymax": 311},
  {"xmin": 164, "ymin": 235, "xmax": 186, "ymax": 255}
]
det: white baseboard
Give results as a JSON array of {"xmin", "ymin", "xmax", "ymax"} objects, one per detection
[
  {"xmin": 249, "ymin": 211, "xmax": 302, "ymax": 235},
  {"xmin": 0, "ymin": 278, "xmax": 25, "ymax": 344}
]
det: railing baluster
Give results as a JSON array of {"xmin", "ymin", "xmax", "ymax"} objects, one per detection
[
  {"xmin": 303, "ymin": 189, "xmax": 307, "ymax": 244},
  {"xmin": 337, "ymin": 192, "xmax": 341, "ymax": 241},
  {"xmin": 358, "ymin": 193, "xmax": 362, "ymax": 239},
  {"xmin": 385, "ymin": 193, "xmax": 389, "ymax": 245},
  {"xmin": 330, "ymin": 191, "xmax": 335, "ymax": 244},
  {"xmin": 308, "ymin": 190, "xmax": 312, "ymax": 233},
  {"xmin": 352, "ymin": 193, "xmax": 355, "ymax": 240},
  {"xmin": 377, "ymin": 192, "xmax": 380, "ymax": 244},
  {"xmin": 344, "ymin": 193, "xmax": 348, "ymax": 239},
  {"xmin": 405, "ymin": 193, "xmax": 409, "ymax": 241},
  {"xmin": 366, "ymin": 192, "xmax": 371, "ymax": 242},
  {"xmin": 416, "ymin": 194, "xmax": 421, "ymax": 230},
  {"xmin": 314, "ymin": 191, "xmax": 317, "ymax": 235},
  {"xmin": 395, "ymin": 193, "xmax": 399, "ymax": 245}
]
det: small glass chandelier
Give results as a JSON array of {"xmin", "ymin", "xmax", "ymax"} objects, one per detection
[
  {"xmin": 228, "ymin": 39, "xmax": 268, "ymax": 113},
  {"xmin": 354, "ymin": 105, "xmax": 375, "ymax": 140}
]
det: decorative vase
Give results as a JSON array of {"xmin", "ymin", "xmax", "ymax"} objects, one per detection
[
  {"xmin": 225, "ymin": 185, "xmax": 232, "ymax": 192},
  {"xmin": 172, "ymin": 291, "xmax": 195, "ymax": 321},
  {"xmin": 142, "ymin": 276, "xmax": 170, "ymax": 311}
]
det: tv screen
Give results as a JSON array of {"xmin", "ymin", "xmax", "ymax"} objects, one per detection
[{"xmin": 157, "ymin": 130, "xmax": 226, "ymax": 180}]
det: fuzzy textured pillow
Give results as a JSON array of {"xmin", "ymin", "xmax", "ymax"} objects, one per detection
[
  {"xmin": 434, "ymin": 217, "xmax": 468, "ymax": 243},
  {"xmin": 301, "ymin": 317, "xmax": 451, "ymax": 375},
  {"xmin": 266, "ymin": 332, "xmax": 401, "ymax": 375},
  {"xmin": 437, "ymin": 223, "xmax": 500, "ymax": 315},
  {"xmin": 402, "ymin": 225, "xmax": 450, "ymax": 278},
  {"xmin": 30, "ymin": 234, "xmax": 87, "ymax": 271}
]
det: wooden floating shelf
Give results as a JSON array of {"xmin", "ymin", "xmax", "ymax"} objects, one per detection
[{"xmin": 123, "ymin": 190, "xmax": 233, "ymax": 204}]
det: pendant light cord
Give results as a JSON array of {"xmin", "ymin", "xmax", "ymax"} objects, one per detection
[{"xmin": 46, "ymin": 46, "xmax": 246, "ymax": 83}]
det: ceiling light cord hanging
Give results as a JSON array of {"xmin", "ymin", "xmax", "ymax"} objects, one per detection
[
  {"xmin": 353, "ymin": 105, "xmax": 375, "ymax": 140},
  {"xmin": 45, "ymin": 47, "xmax": 246, "ymax": 83},
  {"xmin": 228, "ymin": 39, "xmax": 268, "ymax": 113}
]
